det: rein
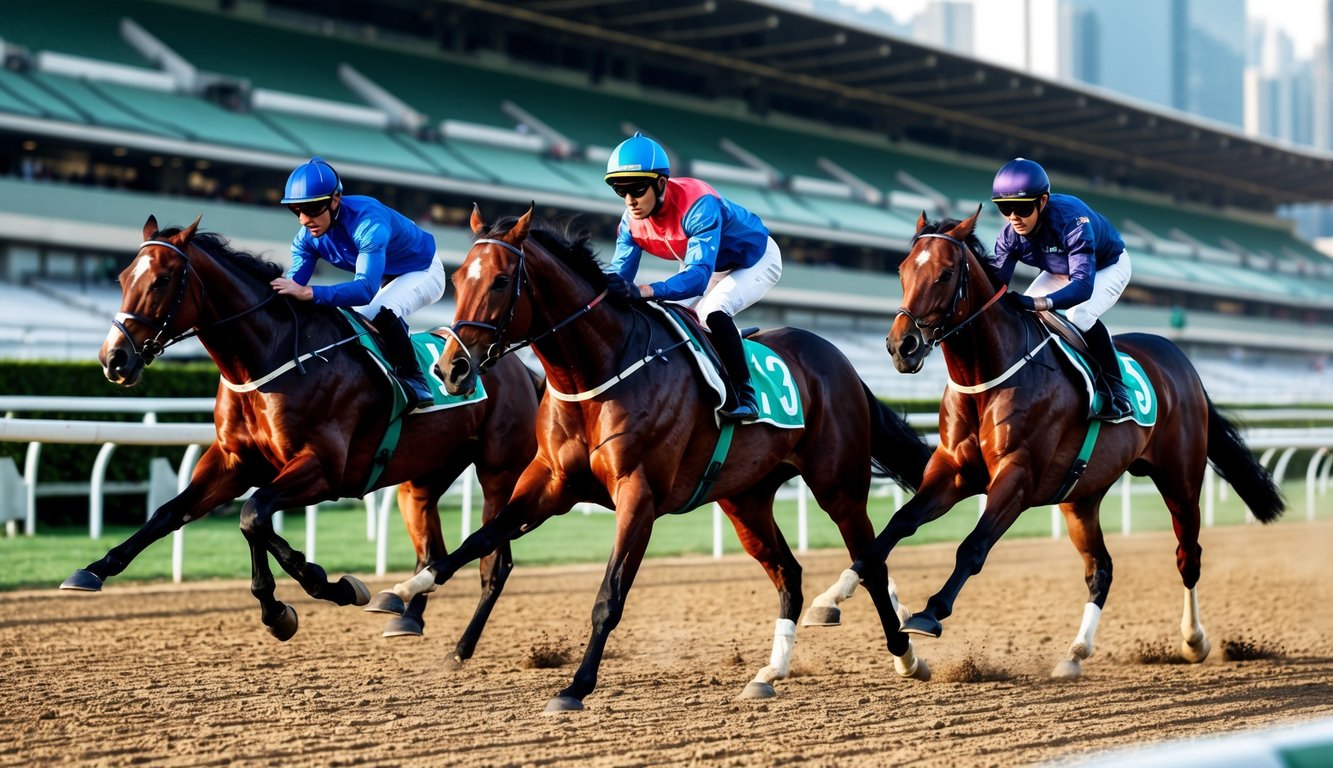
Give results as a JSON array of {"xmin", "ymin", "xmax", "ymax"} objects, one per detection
[
  {"xmin": 896, "ymin": 233, "xmax": 1006, "ymax": 348},
  {"xmin": 450, "ymin": 237, "xmax": 610, "ymax": 373}
]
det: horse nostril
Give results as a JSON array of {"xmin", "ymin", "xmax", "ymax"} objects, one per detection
[{"xmin": 448, "ymin": 356, "xmax": 471, "ymax": 384}]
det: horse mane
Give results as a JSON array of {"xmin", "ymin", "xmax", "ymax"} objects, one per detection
[
  {"xmin": 156, "ymin": 227, "xmax": 285, "ymax": 282},
  {"xmin": 917, "ymin": 217, "xmax": 1003, "ymax": 291},
  {"xmin": 478, "ymin": 216, "xmax": 607, "ymax": 290}
]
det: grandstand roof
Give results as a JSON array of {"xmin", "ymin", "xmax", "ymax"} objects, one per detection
[{"xmin": 438, "ymin": 0, "xmax": 1333, "ymax": 208}]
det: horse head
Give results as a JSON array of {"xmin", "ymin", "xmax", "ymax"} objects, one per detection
[
  {"xmin": 438, "ymin": 204, "xmax": 535, "ymax": 396},
  {"xmin": 100, "ymin": 214, "xmax": 203, "ymax": 386},
  {"xmin": 888, "ymin": 206, "xmax": 989, "ymax": 374}
]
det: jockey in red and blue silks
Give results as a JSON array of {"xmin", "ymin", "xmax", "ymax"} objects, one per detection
[
  {"xmin": 986, "ymin": 157, "xmax": 1133, "ymax": 421},
  {"xmin": 270, "ymin": 156, "xmax": 443, "ymax": 409},
  {"xmin": 604, "ymin": 132, "xmax": 783, "ymax": 423}
]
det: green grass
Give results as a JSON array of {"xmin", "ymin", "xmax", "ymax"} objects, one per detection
[{"xmin": 0, "ymin": 479, "xmax": 1322, "ymax": 591}]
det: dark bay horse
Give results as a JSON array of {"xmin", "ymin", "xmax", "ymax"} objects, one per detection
[
  {"xmin": 386, "ymin": 206, "xmax": 935, "ymax": 711},
  {"xmin": 831, "ymin": 208, "xmax": 1284, "ymax": 677},
  {"xmin": 72, "ymin": 215, "xmax": 539, "ymax": 659}
]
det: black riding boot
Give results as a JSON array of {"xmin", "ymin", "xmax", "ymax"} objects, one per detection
[
  {"xmin": 706, "ymin": 311, "xmax": 759, "ymax": 423},
  {"xmin": 1084, "ymin": 320, "xmax": 1132, "ymax": 421},
  {"xmin": 371, "ymin": 309, "xmax": 434, "ymax": 410}
]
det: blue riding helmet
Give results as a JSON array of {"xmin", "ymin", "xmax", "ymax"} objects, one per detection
[
  {"xmin": 281, "ymin": 156, "xmax": 343, "ymax": 204},
  {"xmin": 991, "ymin": 158, "xmax": 1050, "ymax": 201},
  {"xmin": 604, "ymin": 132, "xmax": 670, "ymax": 186}
]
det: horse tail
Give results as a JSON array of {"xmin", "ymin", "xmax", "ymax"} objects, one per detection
[
  {"xmin": 863, "ymin": 383, "xmax": 932, "ymax": 492},
  {"xmin": 1206, "ymin": 396, "xmax": 1285, "ymax": 523}
]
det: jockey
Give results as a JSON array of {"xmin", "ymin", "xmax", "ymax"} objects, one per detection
[
  {"xmin": 270, "ymin": 156, "xmax": 443, "ymax": 410},
  {"xmin": 604, "ymin": 132, "xmax": 783, "ymax": 423},
  {"xmin": 986, "ymin": 157, "xmax": 1133, "ymax": 421}
]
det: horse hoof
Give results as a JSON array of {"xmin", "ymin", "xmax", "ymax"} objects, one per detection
[
  {"xmin": 381, "ymin": 616, "xmax": 424, "ymax": 638},
  {"xmin": 340, "ymin": 575, "xmax": 371, "ymax": 607},
  {"xmin": 801, "ymin": 606, "xmax": 841, "ymax": 627},
  {"xmin": 1052, "ymin": 659, "xmax": 1083, "ymax": 679},
  {"xmin": 266, "ymin": 604, "xmax": 299, "ymax": 642},
  {"xmin": 60, "ymin": 570, "xmax": 104, "ymax": 592},
  {"xmin": 364, "ymin": 591, "xmax": 405, "ymax": 615},
  {"xmin": 738, "ymin": 681, "xmax": 777, "ymax": 700},
  {"xmin": 1180, "ymin": 636, "xmax": 1211, "ymax": 664},
  {"xmin": 895, "ymin": 656, "xmax": 932, "ymax": 682},
  {"xmin": 446, "ymin": 656, "xmax": 466, "ymax": 672},
  {"xmin": 901, "ymin": 614, "xmax": 943, "ymax": 638},
  {"xmin": 543, "ymin": 696, "xmax": 584, "ymax": 714}
]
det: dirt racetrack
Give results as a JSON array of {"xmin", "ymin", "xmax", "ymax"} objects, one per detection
[{"xmin": 2, "ymin": 519, "xmax": 1330, "ymax": 767}]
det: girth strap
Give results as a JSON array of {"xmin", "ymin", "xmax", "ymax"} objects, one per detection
[
  {"xmin": 670, "ymin": 422, "xmax": 736, "ymax": 515},
  {"xmin": 1048, "ymin": 420, "xmax": 1102, "ymax": 505}
]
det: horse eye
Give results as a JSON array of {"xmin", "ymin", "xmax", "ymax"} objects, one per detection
[
  {"xmin": 937, "ymin": 269, "xmax": 954, "ymax": 284},
  {"xmin": 151, "ymin": 274, "xmax": 170, "ymax": 291},
  {"xmin": 491, "ymin": 274, "xmax": 511, "ymax": 291}
]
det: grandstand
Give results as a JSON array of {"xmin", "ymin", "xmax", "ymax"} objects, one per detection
[{"xmin": 1, "ymin": 0, "xmax": 1331, "ymax": 403}]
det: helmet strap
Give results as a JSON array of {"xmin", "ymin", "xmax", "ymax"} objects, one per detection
[{"xmin": 648, "ymin": 177, "xmax": 667, "ymax": 217}]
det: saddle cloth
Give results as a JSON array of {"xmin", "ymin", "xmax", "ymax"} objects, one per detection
[
  {"xmin": 340, "ymin": 309, "xmax": 487, "ymax": 415},
  {"xmin": 651, "ymin": 303, "xmax": 804, "ymax": 429},
  {"xmin": 1051, "ymin": 336, "xmax": 1157, "ymax": 427}
]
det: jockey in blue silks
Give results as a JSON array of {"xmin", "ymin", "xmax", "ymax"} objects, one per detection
[
  {"xmin": 270, "ymin": 156, "xmax": 443, "ymax": 409},
  {"xmin": 603, "ymin": 132, "xmax": 783, "ymax": 423},
  {"xmin": 985, "ymin": 157, "xmax": 1133, "ymax": 421}
]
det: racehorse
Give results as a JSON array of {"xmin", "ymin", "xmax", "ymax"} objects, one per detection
[
  {"xmin": 385, "ymin": 205, "xmax": 936, "ymax": 712},
  {"xmin": 827, "ymin": 208, "xmax": 1284, "ymax": 677},
  {"xmin": 71, "ymin": 215, "xmax": 539, "ymax": 660}
]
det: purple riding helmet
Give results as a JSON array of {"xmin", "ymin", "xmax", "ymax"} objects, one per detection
[{"xmin": 991, "ymin": 158, "xmax": 1050, "ymax": 201}]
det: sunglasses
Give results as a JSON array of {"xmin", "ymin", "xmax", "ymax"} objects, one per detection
[
  {"xmin": 612, "ymin": 182, "xmax": 653, "ymax": 199},
  {"xmin": 994, "ymin": 199, "xmax": 1038, "ymax": 218},
  {"xmin": 288, "ymin": 200, "xmax": 331, "ymax": 218}
]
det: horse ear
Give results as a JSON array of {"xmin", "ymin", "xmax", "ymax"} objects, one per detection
[
  {"xmin": 143, "ymin": 215, "xmax": 159, "ymax": 241},
  {"xmin": 512, "ymin": 204, "xmax": 533, "ymax": 242},
  {"xmin": 916, "ymin": 210, "xmax": 928, "ymax": 234},
  {"xmin": 949, "ymin": 205, "xmax": 983, "ymax": 240},
  {"xmin": 470, "ymin": 203, "xmax": 486, "ymax": 235},
  {"xmin": 177, "ymin": 214, "xmax": 202, "ymax": 243}
]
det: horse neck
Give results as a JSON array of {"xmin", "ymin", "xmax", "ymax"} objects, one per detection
[
  {"xmin": 187, "ymin": 250, "xmax": 312, "ymax": 384},
  {"xmin": 522, "ymin": 248, "xmax": 633, "ymax": 396},
  {"xmin": 940, "ymin": 255, "xmax": 1034, "ymax": 389}
]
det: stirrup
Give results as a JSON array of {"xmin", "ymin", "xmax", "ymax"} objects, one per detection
[
  {"xmin": 1092, "ymin": 390, "xmax": 1132, "ymax": 421},
  {"xmin": 400, "ymin": 372, "xmax": 434, "ymax": 410}
]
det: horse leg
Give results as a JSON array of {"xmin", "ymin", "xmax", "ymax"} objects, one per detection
[
  {"xmin": 546, "ymin": 475, "xmax": 654, "ymax": 713},
  {"xmin": 450, "ymin": 463, "xmax": 523, "ymax": 666},
  {"xmin": 372, "ymin": 479, "xmax": 451, "ymax": 638},
  {"xmin": 903, "ymin": 468, "xmax": 1030, "ymax": 638},
  {"xmin": 713, "ymin": 490, "xmax": 803, "ymax": 700},
  {"xmin": 1053, "ymin": 497, "xmax": 1113, "ymax": 679},
  {"xmin": 389, "ymin": 459, "xmax": 573, "ymax": 605},
  {"xmin": 1150, "ymin": 469, "xmax": 1210, "ymax": 662},
  {"xmin": 802, "ymin": 474, "xmax": 930, "ymax": 681},
  {"xmin": 64, "ymin": 444, "xmax": 251, "ymax": 591}
]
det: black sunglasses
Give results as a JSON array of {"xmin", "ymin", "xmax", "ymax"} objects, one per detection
[
  {"xmin": 612, "ymin": 182, "xmax": 653, "ymax": 199},
  {"xmin": 994, "ymin": 199, "xmax": 1038, "ymax": 218},
  {"xmin": 288, "ymin": 200, "xmax": 331, "ymax": 218}
]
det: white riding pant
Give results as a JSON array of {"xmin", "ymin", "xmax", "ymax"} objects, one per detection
[
  {"xmin": 1024, "ymin": 252, "xmax": 1132, "ymax": 332},
  {"xmin": 355, "ymin": 255, "xmax": 447, "ymax": 321},
  {"xmin": 685, "ymin": 236, "xmax": 783, "ymax": 318}
]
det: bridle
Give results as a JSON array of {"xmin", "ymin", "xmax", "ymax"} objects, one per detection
[
  {"xmin": 110, "ymin": 238, "xmax": 280, "ymax": 366},
  {"xmin": 446, "ymin": 237, "xmax": 609, "ymax": 373},
  {"xmin": 896, "ymin": 232, "xmax": 1005, "ymax": 348}
]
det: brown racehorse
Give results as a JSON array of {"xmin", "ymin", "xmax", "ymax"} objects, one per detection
[
  {"xmin": 70, "ymin": 216, "xmax": 538, "ymax": 661},
  {"xmin": 832, "ymin": 208, "xmax": 1284, "ymax": 677},
  {"xmin": 386, "ymin": 206, "xmax": 935, "ymax": 712}
]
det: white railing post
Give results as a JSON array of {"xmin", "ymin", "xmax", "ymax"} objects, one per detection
[
  {"xmin": 1050, "ymin": 505, "xmax": 1061, "ymax": 539},
  {"xmin": 1204, "ymin": 463, "xmax": 1216, "ymax": 527},
  {"xmin": 1120, "ymin": 474, "xmax": 1132, "ymax": 535},
  {"xmin": 89, "ymin": 442, "xmax": 116, "ymax": 539},
  {"xmin": 712, "ymin": 502, "xmax": 723, "ymax": 559},
  {"xmin": 305, "ymin": 505, "xmax": 318, "ymax": 562},
  {"xmin": 375, "ymin": 487, "xmax": 393, "ymax": 576},
  {"xmin": 461, "ymin": 464, "xmax": 474, "ymax": 537},
  {"xmin": 1305, "ymin": 448, "xmax": 1327, "ymax": 522},
  {"xmin": 796, "ymin": 477, "xmax": 808, "ymax": 553},
  {"xmin": 23, "ymin": 441, "xmax": 39, "ymax": 536}
]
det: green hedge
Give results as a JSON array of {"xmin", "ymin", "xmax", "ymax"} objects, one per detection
[{"xmin": 0, "ymin": 361, "xmax": 220, "ymax": 527}]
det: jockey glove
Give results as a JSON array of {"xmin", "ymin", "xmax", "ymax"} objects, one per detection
[
  {"xmin": 605, "ymin": 273, "xmax": 643, "ymax": 302},
  {"xmin": 1010, "ymin": 293, "xmax": 1052, "ymax": 312}
]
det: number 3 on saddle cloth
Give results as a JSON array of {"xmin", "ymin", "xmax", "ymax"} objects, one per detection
[
  {"xmin": 653, "ymin": 303, "xmax": 805, "ymax": 430},
  {"xmin": 340, "ymin": 309, "xmax": 487, "ymax": 489}
]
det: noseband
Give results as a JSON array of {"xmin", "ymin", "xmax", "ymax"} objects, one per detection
[
  {"xmin": 449, "ymin": 237, "xmax": 609, "ymax": 373},
  {"xmin": 897, "ymin": 232, "xmax": 1004, "ymax": 347}
]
